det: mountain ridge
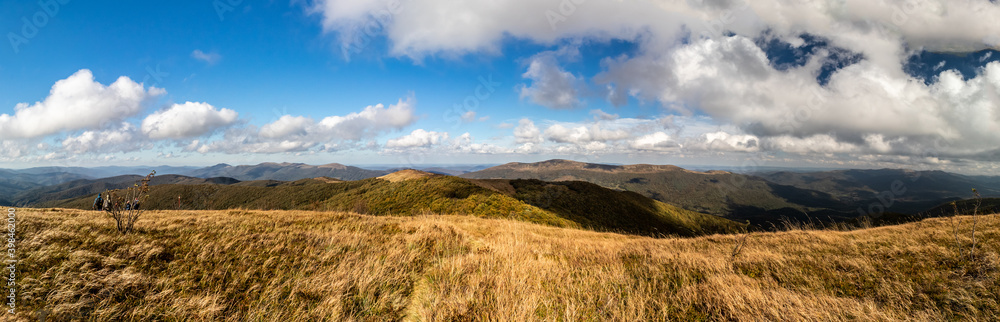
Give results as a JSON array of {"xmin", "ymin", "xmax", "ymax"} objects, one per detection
[
  {"xmin": 183, "ymin": 162, "xmax": 388, "ymax": 181},
  {"xmin": 42, "ymin": 173, "xmax": 745, "ymax": 237},
  {"xmin": 461, "ymin": 159, "xmax": 849, "ymax": 225}
]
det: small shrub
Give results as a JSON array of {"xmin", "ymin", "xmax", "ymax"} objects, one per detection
[
  {"xmin": 103, "ymin": 170, "xmax": 155, "ymax": 234},
  {"xmin": 950, "ymin": 188, "xmax": 991, "ymax": 272}
]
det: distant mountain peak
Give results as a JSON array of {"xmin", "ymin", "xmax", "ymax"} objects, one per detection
[
  {"xmin": 184, "ymin": 161, "xmax": 388, "ymax": 181},
  {"xmin": 498, "ymin": 159, "xmax": 586, "ymax": 170},
  {"xmin": 317, "ymin": 163, "xmax": 348, "ymax": 169},
  {"xmin": 492, "ymin": 159, "xmax": 688, "ymax": 173},
  {"xmin": 538, "ymin": 159, "xmax": 584, "ymax": 165},
  {"xmin": 258, "ymin": 162, "xmax": 302, "ymax": 167}
]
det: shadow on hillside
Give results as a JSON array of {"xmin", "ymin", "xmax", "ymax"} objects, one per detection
[{"xmin": 509, "ymin": 179, "xmax": 742, "ymax": 237}]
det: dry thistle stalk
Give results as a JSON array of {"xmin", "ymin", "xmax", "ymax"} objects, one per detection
[
  {"xmin": 970, "ymin": 188, "xmax": 981, "ymax": 262},
  {"xmin": 952, "ymin": 202, "xmax": 962, "ymax": 256},
  {"xmin": 731, "ymin": 221, "xmax": 750, "ymax": 260}
]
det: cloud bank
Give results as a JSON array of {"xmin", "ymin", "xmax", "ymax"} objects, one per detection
[{"xmin": 308, "ymin": 0, "xmax": 1000, "ymax": 170}]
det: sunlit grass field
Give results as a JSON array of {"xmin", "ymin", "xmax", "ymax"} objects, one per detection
[{"xmin": 11, "ymin": 208, "xmax": 1000, "ymax": 321}]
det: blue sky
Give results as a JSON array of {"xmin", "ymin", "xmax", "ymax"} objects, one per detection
[{"xmin": 2, "ymin": 0, "xmax": 1000, "ymax": 174}]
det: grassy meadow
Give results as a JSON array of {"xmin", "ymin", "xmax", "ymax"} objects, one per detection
[{"xmin": 9, "ymin": 208, "xmax": 1000, "ymax": 321}]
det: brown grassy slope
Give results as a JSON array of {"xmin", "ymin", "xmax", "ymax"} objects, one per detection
[{"xmin": 12, "ymin": 208, "xmax": 1000, "ymax": 321}]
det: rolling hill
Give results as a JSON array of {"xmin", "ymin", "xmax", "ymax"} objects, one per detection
[
  {"xmin": 922, "ymin": 197, "xmax": 1000, "ymax": 217},
  {"xmin": 461, "ymin": 159, "xmax": 851, "ymax": 224},
  {"xmin": 0, "ymin": 168, "xmax": 94, "ymax": 204},
  {"xmin": 44, "ymin": 170, "xmax": 744, "ymax": 237},
  {"xmin": 758, "ymin": 169, "xmax": 1000, "ymax": 214},
  {"xmin": 10, "ymin": 174, "xmax": 239, "ymax": 207},
  {"xmin": 758, "ymin": 168, "xmax": 1000, "ymax": 199},
  {"xmin": 0, "ymin": 166, "xmax": 216, "ymax": 202},
  {"xmin": 183, "ymin": 162, "xmax": 389, "ymax": 181},
  {"xmin": 13, "ymin": 165, "xmax": 197, "ymax": 178}
]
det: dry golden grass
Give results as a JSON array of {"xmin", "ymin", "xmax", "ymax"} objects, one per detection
[
  {"xmin": 377, "ymin": 170, "xmax": 441, "ymax": 183},
  {"xmin": 9, "ymin": 208, "xmax": 1000, "ymax": 321}
]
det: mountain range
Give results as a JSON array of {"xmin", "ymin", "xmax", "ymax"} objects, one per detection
[
  {"xmin": 758, "ymin": 169, "xmax": 1000, "ymax": 213},
  {"xmin": 461, "ymin": 160, "xmax": 1000, "ymax": 223},
  {"xmin": 461, "ymin": 160, "xmax": 849, "ymax": 224},
  {"xmin": 4, "ymin": 160, "xmax": 998, "ymax": 230},
  {"xmin": 183, "ymin": 162, "xmax": 390, "ymax": 181},
  {"xmin": 41, "ymin": 169, "xmax": 744, "ymax": 237},
  {"xmin": 0, "ymin": 163, "xmax": 388, "ymax": 205}
]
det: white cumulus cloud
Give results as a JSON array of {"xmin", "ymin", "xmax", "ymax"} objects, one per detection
[
  {"xmin": 0, "ymin": 69, "xmax": 163, "ymax": 139},
  {"xmin": 316, "ymin": 96, "xmax": 417, "ymax": 140},
  {"xmin": 519, "ymin": 48, "xmax": 582, "ymax": 109},
  {"xmin": 307, "ymin": 0, "xmax": 1000, "ymax": 170},
  {"xmin": 544, "ymin": 123, "xmax": 630, "ymax": 144},
  {"xmin": 386, "ymin": 129, "xmax": 449, "ymax": 148},
  {"xmin": 62, "ymin": 122, "xmax": 145, "ymax": 154},
  {"xmin": 141, "ymin": 102, "xmax": 239, "ymax": 139},
  {"xmin": 631, "ymin": 132, "xmax": 679, "ymax": 151},
  {"xmin": 190, "ymin": 96, "xmax": 419, "ymax": 154},
  {"xmin": 513, "ymin": 118, "xmax": 542, "ymax": 143},
  {"xmin": 260, "ymin": 115, "xmax": 314, "ymax": 139}
]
